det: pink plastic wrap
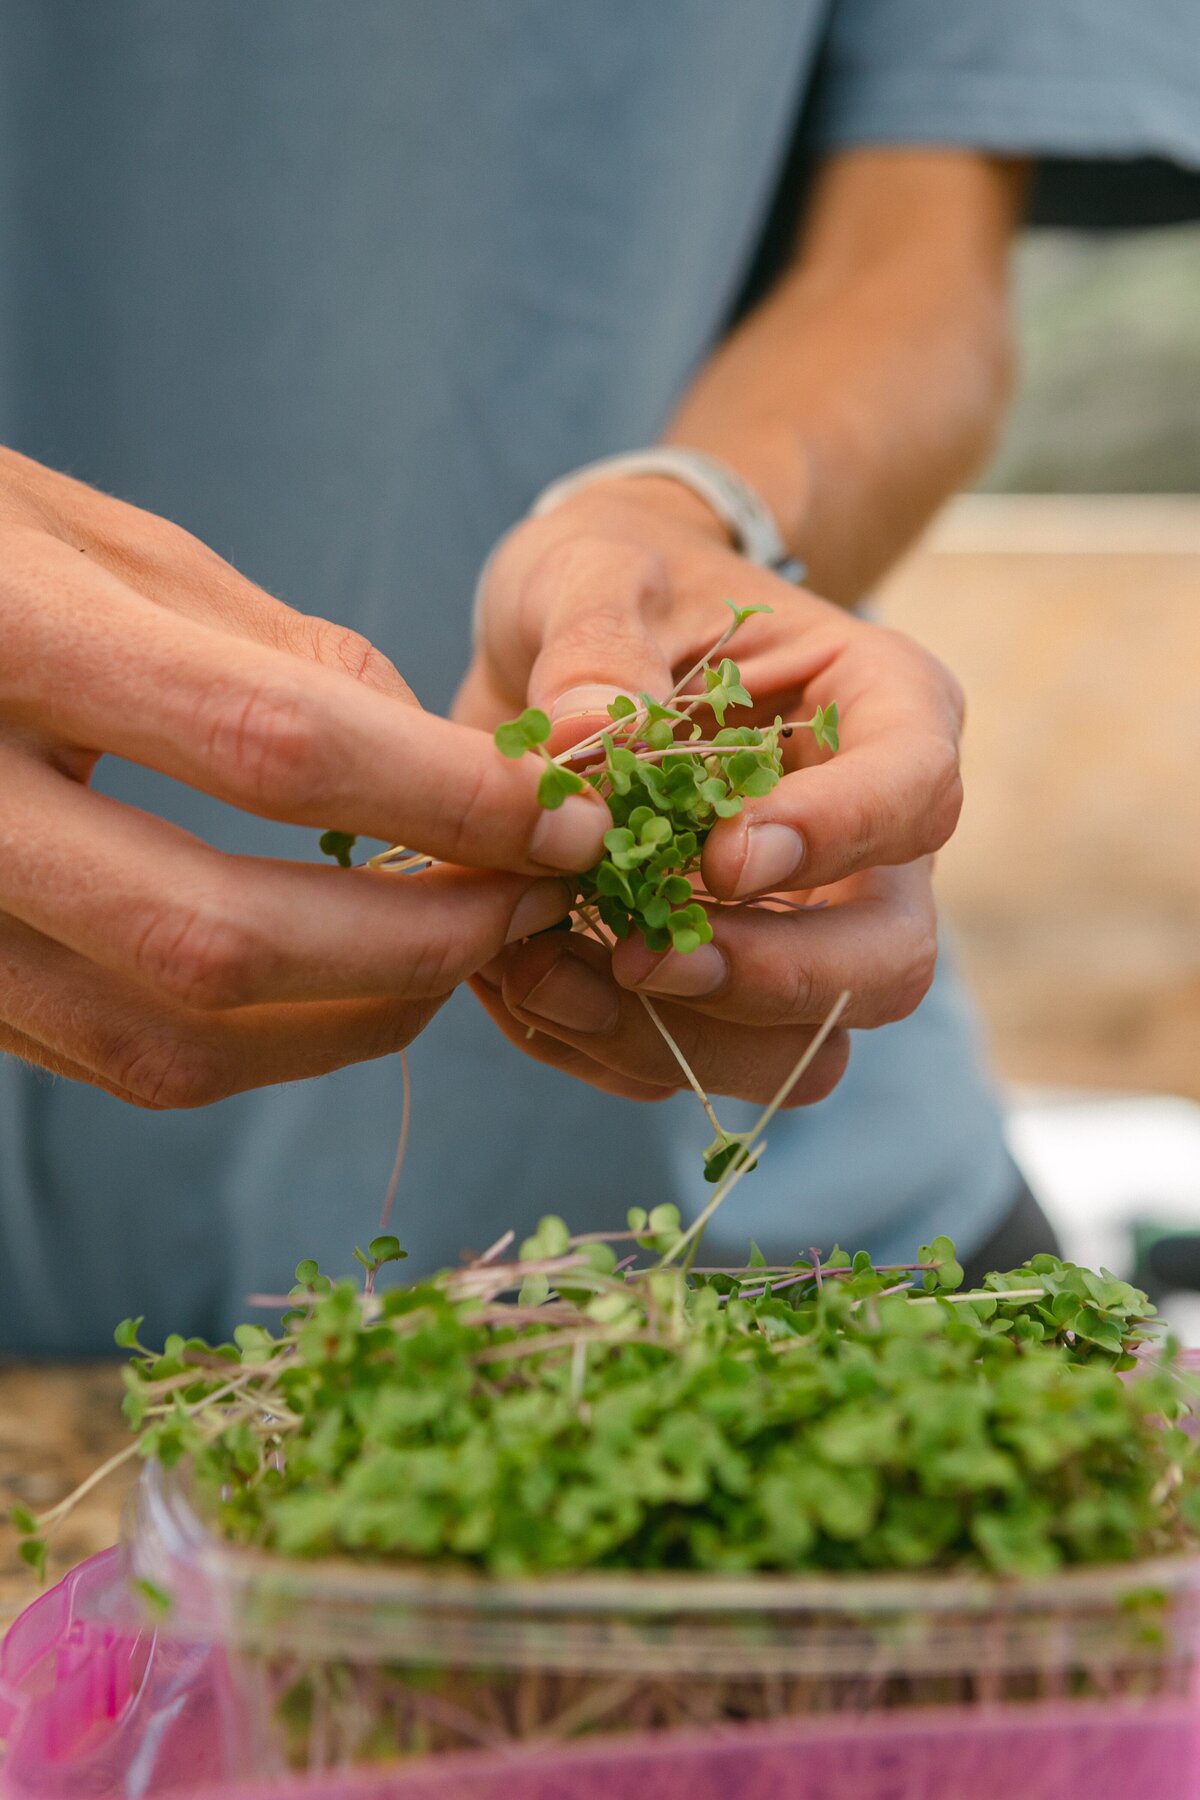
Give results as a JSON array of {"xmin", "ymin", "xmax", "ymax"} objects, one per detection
[{"xmin": 4, "ymin": 1549, "xmax": 1200, "ymax": 1800}]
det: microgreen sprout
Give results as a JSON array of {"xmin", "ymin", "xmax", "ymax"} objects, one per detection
[{"xmin": 318, "ymin": 829, "xmax": 358, "ymax": 868}]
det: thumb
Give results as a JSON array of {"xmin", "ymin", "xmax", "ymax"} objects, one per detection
[{"xmin": 525, "ymin": 545, "xmax": 676, "ymax": 750}]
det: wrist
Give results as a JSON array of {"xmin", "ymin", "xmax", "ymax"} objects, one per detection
[
  {"xmin": 531, "ymin": 445, "xmax": 802, "ymax": 574},
  {"xmin": 557, "ymin": 472, "xmax": 735, "ymax": 547},
  {"xmin": 661, "ymin": 419, "xmax": 815, "ymax": 568}
]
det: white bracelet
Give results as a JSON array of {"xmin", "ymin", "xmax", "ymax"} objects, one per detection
[
  {"xmin": 532, "ymin": 446, "xmax": 804, "ymax": 578},
  {"xmin": 472, "ymin": 447, "xmax": 804, "ymax": 641}
]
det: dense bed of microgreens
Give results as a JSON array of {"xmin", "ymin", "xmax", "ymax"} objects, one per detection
[{"xmin": 16, "ymin": 1224, "xmax": 1200, "ymax": 1586}]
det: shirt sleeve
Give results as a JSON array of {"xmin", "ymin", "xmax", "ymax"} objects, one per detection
[{"xmin": 811, "ymin": 0, "xmax": 1200, "ymax": 170}]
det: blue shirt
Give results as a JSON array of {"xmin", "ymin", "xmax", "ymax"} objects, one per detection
[{"xmin": 1, "ymin": 1, "xmax": 1195, "ymax": 1352}]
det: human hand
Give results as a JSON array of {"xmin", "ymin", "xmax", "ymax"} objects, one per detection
[
  {"xmin": 457, "ymin": 475, "xmax": 962, "ymax": 1107},
  {"xmin": 0, "ymin": 448, "xmax": 609, "ymax": 1106}
]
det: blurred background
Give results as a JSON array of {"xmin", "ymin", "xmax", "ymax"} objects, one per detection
[{"xmin": 878, "ymin": 201, "xmax": 1200, "ymax": 1323}]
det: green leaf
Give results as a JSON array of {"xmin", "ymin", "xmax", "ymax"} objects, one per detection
[
  {"xmin": 122, "ymin": 1387, "xmax": 148, "ymax": 1428},
  {"xmin": 318, "ymin": 829, "xmax": 357, "ymax": 868},
  {"xmin": 494, "ymin": 707, "xmax": 552, "ymax": 758},
  {"xmin": 537, "ymin": 763, "xmax": 584, "ymax": 809},
  {"xmin": 702, "ymin": 657, "xmax": 752, "ymax": 726},
  {"xmin": 607, "ymin": 695, "xmax": 637, "ymax": 721},
  {"xmin": 586, "ymin": 1292, "xmax": 637, "ymax": 1326},
  {"xmin": 808, "ymin": 702, "xmax": 840, "ymax": 754},
  {"xmin": 9, "ymin": 1503, "xmax": 38, "ymax": 1535},
  {"xmin": 724, "ymin": 599, "xmax": 773, "ymax": 630},
  {"xmin": 19, "ymin": 1538, "xmax": 47, "ymax": 1581},
  {"xmin": 233, "ymin": 1324, "xmax": 276, "ymax": 1364},
  {"xmin": 368, "ymin": 1235, "xmax": 407, "ymax": 1265},
  {"xmin": 703, "ymin": 1132, "xmax": 759, "ymax": 1184},
  {"xmin": 114, "ymin": 1316, "xmax": 145, "ymax": 1351},
  {"xmin": 639, "ymin": 815, "xmax": 672, "ymax": 846},
  {"xmin": 518, "ymin": 1273, "xmax": 550, "ymax": 1308}
]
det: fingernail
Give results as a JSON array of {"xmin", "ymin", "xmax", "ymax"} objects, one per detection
[
  {"xmin": 506, "ymin": 880, "xmax": 572, "ymax": 944},
  {"xmin": 549, "ymin": 684, "xmax": 631, "ymax": 725},
  {"xmin": 530, "ymin": 792, "xmax": 608, "ymax": 871},
  {"xmin": 637, "ymin": 943, "xmax": 727, "ymax": 998},
  {"xmin": 515, "ymin": 954, "xmax": 619, "ymax": 1034},
  {"xmin": 733, "ymin": 823, "xmax": 805, "ymax": 897}
]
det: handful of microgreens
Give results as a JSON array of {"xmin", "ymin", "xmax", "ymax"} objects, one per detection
[
  {"xmin": 324, "ymin": 600, "xmax": 837, "ymax": 952},
  {"xmin": 321, "ymin": 602, "xmax": 839, "ymax": 1186},
  {"xmin": 488, "ymin": 601, "xmax": 837, "ymax": 957}
]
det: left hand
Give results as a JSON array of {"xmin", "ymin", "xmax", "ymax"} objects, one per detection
[{"xmin": 455, "ymin": 475, "xmax": 964, "ymax": 1109}]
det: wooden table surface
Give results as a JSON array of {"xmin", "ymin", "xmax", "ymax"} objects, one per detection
[{"xmin": 0, "ymin": 1364, "xmax": 134, "ymax": 1634}]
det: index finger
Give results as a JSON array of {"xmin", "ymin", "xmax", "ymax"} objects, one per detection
[
  {"xmin": 703, "ymin": 623, "xmax": 964, "ymax": 897},
  {"xmin": 2, "ymin": 529, "xmax": 609, "ymax": 876}
]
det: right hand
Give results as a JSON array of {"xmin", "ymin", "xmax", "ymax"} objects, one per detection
[{"xmin": 0, "ymin": 448, "xmax": 608, "ymax": 1107}]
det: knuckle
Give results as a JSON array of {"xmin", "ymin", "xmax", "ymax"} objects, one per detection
[
  {"xmin": 751, "ymin": 951, "xmax": 816, "ymax": 1028},
  {"xmin": 434, "ymin": 754, "xmax": 497, "ymax": 862},
  {"xmin": 404, "ymin": 927, "xmax": 477, "ymax": 999},
  {"xmin": 886, "ymin": 926, "xmax": 939, "ymax": 1024},
  {"xmin": 132, "ymin": 902, "xmax": 266, "ymax": 1010},
  {"xmin": 841, "ymin": 790, "xmax": 890, "ymax": 870},
  {"xmin": 920, "ymin": 742, "xmax": 964, "ymax": 852},
  {"xmin": 528, "ymin": 532, "xmax": 666, "ymax": 613},
  {"xmin": 202, "ymin": 682, "xmax": 329, "ymax": 812},
  {"xmin": 358, "ymin": 999, "xmax": 442, "ymax": 1063},
  {"xmin": 102, "ymin": 1019, "xmax": 228, "ymax": 1110},
  {"xmin": 304, "ymin": 617, "xmax": 398, "ymax": 691},
  {"xmin": 108, "ymin": 508, "xmax": 222, "ymax": 582}
]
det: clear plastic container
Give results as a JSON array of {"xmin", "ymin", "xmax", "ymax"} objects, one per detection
[{"xmin": 4, "ymin": 1459, "xmax": 1200, "ymax": 1797}]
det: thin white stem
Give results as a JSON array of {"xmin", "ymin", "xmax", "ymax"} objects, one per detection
[
  {"xmin": 636, "ymin": 994, "xmax": 724, "ymax": 1138},
  {"xmin": 31, "ymin": 1363, "xmax": 279, "ymax": 1534},
  {"xmin": 473, "ymin": 1229, "xmax": 516, "ymax": 1267},
  {"xmin": 550, "ymin": 705, "xmax": 650, "ymax": 768},
  {"xmin": 554, "ymin": 616, "xmax": 743, "ymax": 773},
  {"xmin": 906, "ymin": 1287, "xmax": 1045, "ymax": 1309},
  {"xmin": 573, "ymin": 902, "xmax": 726, "ymax": 1140},
  {"xmin": 660, "ymin": 989, "xmax": 851, "ymax": 1272},
  {"xmin": 368, "ymin": 846, "xmax": 435, "ymax": 874},
  {"xmin": 665, "ymin": 620, "xmax": 740, "ymax": 711},
  {"xmin": 738, "ymin": 988, "xmax": 852, "ymax": 1156},
  {"xmin": 31, "ymin": 1439, "xmax": 143, "ymax": 1531},
  {"xmin": 377, "ymin": 1049, "xmax": 412, "ymax": 1235}
]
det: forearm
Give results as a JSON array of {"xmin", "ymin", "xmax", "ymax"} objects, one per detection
[{"xmin": 666, "ymin": 149, "xmax": 1030, "ymax": 606}]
